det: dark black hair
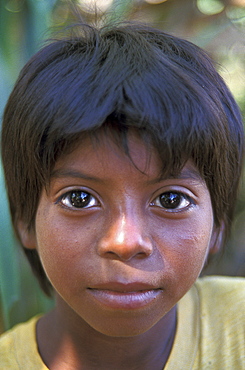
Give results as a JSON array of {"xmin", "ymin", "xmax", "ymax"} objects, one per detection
[{"xmin": 1, "ymin": 23, "xmax": 244, "ymax": 295}]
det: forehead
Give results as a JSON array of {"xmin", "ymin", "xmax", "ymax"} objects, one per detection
[
  {"xmin": 51, "ymin": 129, "xmax": 204, "ymax": 186},
  {"xmin": 53, "ymin": 131, "xmax": 158, "ymax": 177}
]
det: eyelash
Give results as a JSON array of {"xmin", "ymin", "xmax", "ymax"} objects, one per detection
[
  {"xmin": 57, "ymin": 190, "xmax": 193, "ymax": 212},
  {"xmin": 150, "ymin": 191, "xmax": 193, "ymax": 212},
  {"xmin": 58, "ymin": 190, "xmax": 99, "ymax": 209}
]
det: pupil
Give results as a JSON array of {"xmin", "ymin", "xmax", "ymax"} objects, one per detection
[
  {"xmin": 70, "ymin": 191, "xmax": 90, "ymax": 208},
  {"xmin": 160, "ymin": 192, "xmax": 181, "ymax": 209}
]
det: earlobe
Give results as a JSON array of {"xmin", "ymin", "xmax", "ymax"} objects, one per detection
[
  {"xmin": 209, "ymin": 222, "xmax": 225, "ymax": 255},
  {"xmin": 17, "ymin": 221, "xmax": 37, "ymax": 250}
]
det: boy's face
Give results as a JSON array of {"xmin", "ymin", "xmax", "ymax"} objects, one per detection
[{"xmin": 20, "ymin": 131, "xmax": 219, "ymax": 337}]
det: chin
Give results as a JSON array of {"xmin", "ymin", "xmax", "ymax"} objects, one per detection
[{"xmin": 85, "ymin": 310, "xmax": 167, "ymax": 338}]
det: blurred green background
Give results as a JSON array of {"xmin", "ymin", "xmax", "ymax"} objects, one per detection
[{"xmin": 0, "ymin": 0, "xmax": 245, "ymax": 334}]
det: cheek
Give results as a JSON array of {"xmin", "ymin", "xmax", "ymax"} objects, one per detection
[
  {"xmin": 154, "ymin": 216, "xmax": 213, "ymax": 289},
  {"xmin": 34, "ymin": 213, "xmax": 93, "ymax": 291},
  {"xmin": 175, "ymin": 231, "xmax": 211, "ymax": 271},
  {"xmin": 35, "ymin": 206, "xmax": 111, "ymax": 304}
]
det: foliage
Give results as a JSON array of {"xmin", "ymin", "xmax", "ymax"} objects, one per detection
[{"xmin": 0, "ymin": 0, "xmax": 244, "ymax": 332}]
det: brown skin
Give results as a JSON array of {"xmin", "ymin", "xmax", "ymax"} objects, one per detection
[{"xmin": 19, "ymin": 132, "xmax": 220, "ymax": 369}]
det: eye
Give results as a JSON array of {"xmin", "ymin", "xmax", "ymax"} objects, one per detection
[
  {"xmin": 59, "ymin": 190, "xmax": 98, "ymax": 209},
  {"xmin": 151, "ymin": 191, "xmax": 192, "ymax": 211}
]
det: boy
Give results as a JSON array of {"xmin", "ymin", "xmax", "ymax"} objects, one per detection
[{"xmin": 0, "ymin": 23, "xmax": 244, "ymax": 369}]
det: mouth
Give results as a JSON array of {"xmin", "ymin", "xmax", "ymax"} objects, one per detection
[{"xmin": 87, "ymin": 282, "xmax": 162, "ymax": 310}]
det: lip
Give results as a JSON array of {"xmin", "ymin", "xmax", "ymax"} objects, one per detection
[{"xmin": 87, "ymin": 282, "xmax": 162, "ymax": 310}]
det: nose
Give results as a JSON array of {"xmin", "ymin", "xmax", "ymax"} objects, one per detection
[{"xmin": 97, "ymin": 214, "xmax": 153, "ymax": 261}]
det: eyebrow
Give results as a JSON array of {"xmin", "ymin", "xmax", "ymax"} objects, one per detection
[
  {"xmin": 173, "ymin": 169, "xmax": 203, "ymax": 181},
  {"xmin": 51, "ymin": 167, "xmax": 204, "ymax": 185},
  {"xmin": 50, "ymin": 169, "xmax": 104, "ymax": 183},
  {"xmin": 145, "ymin": 167, "xmax": 204, "ymax": 185}
]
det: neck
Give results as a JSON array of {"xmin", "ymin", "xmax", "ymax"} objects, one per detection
[{"xmin": 37, "ymin": 302, "xmax": 177, "ymax": 370}]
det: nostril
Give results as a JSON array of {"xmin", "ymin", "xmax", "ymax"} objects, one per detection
[
  {"xmin": 105, "ymin": 250, "xmax": 151, "ymax": 261},
  {"xmin": 136, "ymin": 251, "xmax": 151, "ymax": 259},
  {"xmin": 97, "ymin": 237, "xmax": 153, "ymax": 261}
]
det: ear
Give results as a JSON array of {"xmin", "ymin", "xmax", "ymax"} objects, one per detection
[
  {"xmin": 17, "ymin": 221, "xmax": 37, "ymax": 250},
  {"xmin": 209, "ymin": 222, "xmax": 225, "ymax": 255}
]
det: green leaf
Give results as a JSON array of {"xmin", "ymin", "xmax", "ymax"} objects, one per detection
[{"xmin": 107, "ymin": 0, "xmax": 134, "ymax": 22}]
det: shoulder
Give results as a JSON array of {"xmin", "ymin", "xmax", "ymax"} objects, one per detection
[
  {"xmin": 193, "ymin": 276, "xmax": 245, "ymax": 368},
  {"xmin": 0, "ymin": 315, "xmax": 46, "ymax": 369},
  {"xmin": 166, "ymin": 277, "xmax": 245, "ymax": 370},
  {"xmin": 195, "ymin": 275, "xmax": 245, "ymax": 306},
  {"xmin": 194, "ymin": 275, "xmax": 245, "ymax": 324},
  {"xmin": 195, "ymin": 274, "xmax": 245, "ymax": 292}
]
